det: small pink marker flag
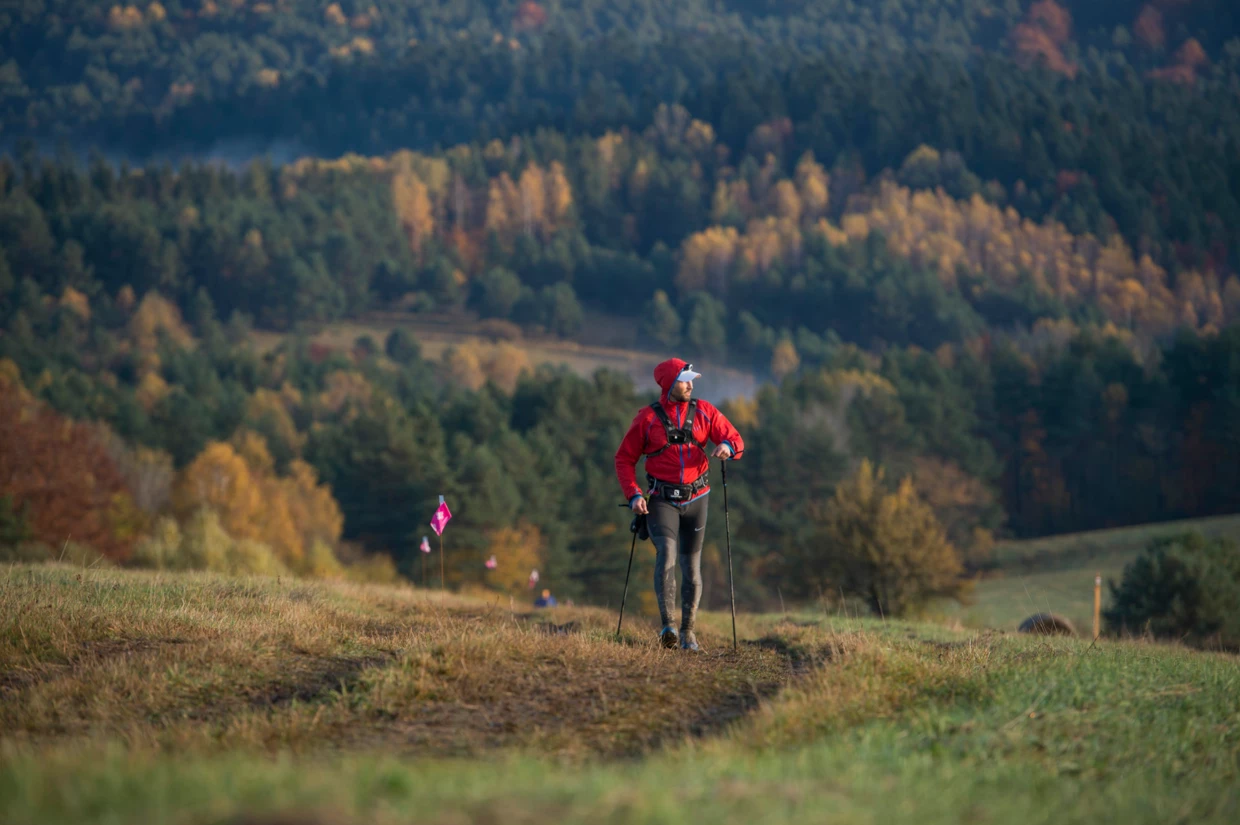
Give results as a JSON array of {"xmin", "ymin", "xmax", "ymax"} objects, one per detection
[
  {"xmin": 485, "ymin": 555, "xmax": 498, "ymax": 569},
  {"xmin": 420, "ymin": 536, "xmax": 431, "ymax": 554},
  {"xmin": 430, "ymin": 498, "xmax": 452, "ymax": 536}
]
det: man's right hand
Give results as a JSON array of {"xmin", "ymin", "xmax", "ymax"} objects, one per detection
[{"xmin": 631, "ymin": 496, "xmax": 648, "ymax": 515}]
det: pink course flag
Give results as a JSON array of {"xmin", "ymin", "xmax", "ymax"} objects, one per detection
[
  {"xmin": 430, "ymin": 498, "xmax": 453, "ymax": 536},
  {"xmin": 420, "ymin": 536, "xmax": 431, "ymax": 554}
]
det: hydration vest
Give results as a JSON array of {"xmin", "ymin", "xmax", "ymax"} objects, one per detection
[{"xmin": 646, "ymin": 400, "xmax": 707, "ymax": 459}]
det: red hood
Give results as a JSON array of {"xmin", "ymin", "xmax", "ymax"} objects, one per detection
[{"xmin": 653, "ymin": 358, "xmax": 689, "ymax": 401}]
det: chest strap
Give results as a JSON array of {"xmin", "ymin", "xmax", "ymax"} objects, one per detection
[{"xmin": 646, "ymin": 400, "xmax": 707, "ymax": 459}]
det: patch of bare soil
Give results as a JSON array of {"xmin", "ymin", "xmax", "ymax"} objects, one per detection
[{"xmin": 320, "ymin": 610, "xmax": 820, "ymax": 759}]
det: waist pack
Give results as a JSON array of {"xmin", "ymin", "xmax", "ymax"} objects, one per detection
[{"xmin": 647, "ymin": 473, "xmax": 709, "ymax": 503}]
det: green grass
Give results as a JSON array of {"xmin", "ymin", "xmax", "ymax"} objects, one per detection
[
  {"xmin": 938, "ymin": 514, "xmax": 1240, "ymax": 632},
  {"xmin": 2, "ymin": 563, "xmax": 1238, "ymax": 824},
  {"xmin": 991, "ymin": 513, "xmax": 1240, "ymax": 573}
]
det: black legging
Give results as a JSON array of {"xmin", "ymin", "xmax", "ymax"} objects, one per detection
[{"xmin": 647, "ymin": 494, "xmax": 708, "ymax": 630}]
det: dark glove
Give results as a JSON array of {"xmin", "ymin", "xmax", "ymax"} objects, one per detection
[{"xmin": 631, "ymin": 512, "xmax": 649, "ymax": 542}]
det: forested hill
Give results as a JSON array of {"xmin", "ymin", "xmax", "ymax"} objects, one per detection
[
  {"xmin": 3, "ymin": 1, "xmax": 1240, "ymax": 603},
  {"xmin": 3, "ymin": 1, "xmax": 1238, "ymax": 144},
  {"xmin": 4, "ymin": 2, "xmax": 1240, "ymax": 276}
]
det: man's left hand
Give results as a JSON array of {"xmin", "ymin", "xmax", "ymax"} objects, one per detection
[{"xmin": 711, "ymin": 444, "xmax": 732, "ymax": 459}]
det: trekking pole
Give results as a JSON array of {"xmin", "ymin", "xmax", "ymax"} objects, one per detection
[
  {"xmin": 721, "ymin": 459, "xmax": 738, "ymax": 651},
  {"xmin": 616, "ymin": 510, "xmax": 639, "ymax": 640}
]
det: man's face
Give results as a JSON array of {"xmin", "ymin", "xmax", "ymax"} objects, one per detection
[{"xmin": 670, "ymin": 379, "xmax": 693, "ymax": 402}]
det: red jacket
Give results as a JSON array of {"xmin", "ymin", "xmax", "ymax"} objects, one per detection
[{"xmin": 615, "ymin": 358, "xmax": 745, "ymax": 503}]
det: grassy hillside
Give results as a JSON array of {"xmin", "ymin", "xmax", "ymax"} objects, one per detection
[
  {"xmin": 2, "ymin": 564, "xmax": 1238, "ymax": 824},
  {"xmin": 942, "ymin": 514, "xmax": 1240, "ymax": 633}
]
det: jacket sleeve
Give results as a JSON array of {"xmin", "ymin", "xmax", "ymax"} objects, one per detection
[
  {"xmin": 704, "ymin": 402, "xmax": 745, "ymax": 460},
  {"xmin": 615, "ymin": 410, "xmax": 650, "ymax": 500}
]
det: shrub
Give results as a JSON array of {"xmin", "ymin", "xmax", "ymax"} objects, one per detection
[
  {"xmin": 176, "ymin": 508, "xmax": 233, "ymax": 572},
  {"xmin": 131, "ymin": 516, "xmax": 182, "ymax": 569},
  {"xmin": 384, "ymin": 328, "xmax": 421, "ymax": 364},
  {"xmin": 345, "ymin": 552, "xmax": 403, "ymax": 584},
  {"xmin": 131, "ymin": 511, "xmax": 289, "ymax": 577},
  {"xmin": 1104, "ymin": 532, "xmax": 1240, "ymax": 650},
  {"xmin": 227, "ymin": 539, "xmax": 289, "ymax": 577},
  {"xmin": 803, "ymin": 459, "xmax": 968, "ymax": 617},
  {"xmin": 299, "ymin": 540, "xmax": 346, "ymax": 579}
]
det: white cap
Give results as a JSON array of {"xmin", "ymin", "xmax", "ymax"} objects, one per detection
[{"xmin": 675, "ymin": 364, "xmax": 701, "ymax": 384}]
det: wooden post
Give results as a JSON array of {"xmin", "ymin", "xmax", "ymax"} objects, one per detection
[
  {"xmin": 1093, "ymin": 573, "xmax": 1102, "ymax": 640},
  {"xmin": 440, "ymin": 533, "xmax": 445, "ymax": 590}
]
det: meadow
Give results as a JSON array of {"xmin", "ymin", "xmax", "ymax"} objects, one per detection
[
  {"xmin": 937, "ymin": 514, "xmax": 1240, "ymax": 633},
  {"xmin": 2, "ymin": 563, "xmax": 1237, "ymax": 825}
]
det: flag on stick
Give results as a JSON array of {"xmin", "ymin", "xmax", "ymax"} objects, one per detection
[
  {"xmin": 419, "ymin": 535, "xmax": 430, "ymax": 588},
  {"xmin": 431, "ymin": 495, "xmax": 451, "ymax": 590},
  {"xmin": 430, "ymin": 498, "xmax": 452, "ymax": 536},
  {"xmin": 485, "ymin": 555, "xmax": 498, "ymax": 569}
]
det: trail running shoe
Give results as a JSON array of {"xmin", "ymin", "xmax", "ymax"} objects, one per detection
[
  {"xmin": 659, "ymin": 625, "xmax": 679, "ymax": 649},
  {"xmin": 680, "ymin": 631, "xmax": 700, "ymax": 652}
]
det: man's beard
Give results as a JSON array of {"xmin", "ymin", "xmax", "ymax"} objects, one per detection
[{"xmin": 670, "ymin": 387, "xmax": 692, "ymax": 402}]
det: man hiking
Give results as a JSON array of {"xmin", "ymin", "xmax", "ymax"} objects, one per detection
[{"xmin": 615, "ymin": 358, "xmax": 745, "ymax": 651}]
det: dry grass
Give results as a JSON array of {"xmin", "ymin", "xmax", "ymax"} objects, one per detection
[
  {"xmin": 2, "ymin": 564, "xmax": 1239, "ymax": 825},
  {"xmin": 0, "ymin": 564, "xmax": 802, "ymax": 760}
]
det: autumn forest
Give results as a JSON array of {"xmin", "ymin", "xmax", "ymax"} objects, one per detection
[{"xmin": 2, "ymin": 0, "xmax": 1240, "ymax": 609}]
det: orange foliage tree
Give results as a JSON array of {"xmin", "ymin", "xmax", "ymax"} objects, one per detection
[
  {"xmin": 0, "ymin": 366, "xmax": 140, "ymax": 560},
  {"xmin": 173, "ymin": 433, "xmax": 344, "ymax": 567},
  {"xmin": 1010, "ymin": 0, "xmax": 1077, "ymax": 77}
]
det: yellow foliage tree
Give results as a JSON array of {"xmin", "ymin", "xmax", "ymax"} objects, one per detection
[
  {"xmin": 324, "ymin": 3, "xmax": 346, "ymax": 25},
  {"xmin": 545, "ymin": 161, "xmax": 574, "ymax": 229},
  {"xmin": 795, "ymin": 153, "xmax": 830, "ymax": 222},
  {"xmin": 811, "ymin": 180, "xmax": 1235, "ymax": 340},
  {"xmin": 517, "ymin": 164, "xmax": 547, "ymax": 237},
  {"xmin": 771, "ymin": 180, "xmax": 802, "ymax": 224},
  {"xmin": 60, "ymin": 287, "xmax": 91, "ymax": 321},
  {"xmin": 245, "ymin": 387, "xmax": 306, "ymax": 457},
  {"xmin": 316, "ymin": 370, "xmax": 373, "ymax": 416},
  {"xmin": 444, "ymin": 341, "xmax": 486, "ymax": 391},
  {"xmin": 281, "ymin": 459, "xmax": 345, "ymax": 555},
  {"xmin": 807, "ymin": 459, "xmax": 967, "ymax": 616},
  {"xmin": 392, "ymin": 168, "xmax": 434, "ymax": 255},
  {"xmin": 135, "ymin": 371, "xmax": 170, "ymax": 412},
  {"xmin": 482, "ymin": 342, "xmax": 533, "ymax": 393},
  {"xmin": 676, "ymin": 225, "xmax": 739, "ymax": 293},
  {"xmin": 129, "ymin": 290, "xmax": 193, "ymax": 356},
  {"xmin": 484, "ymin": 523, "xmax": 545, "ymax": 595},
  {"xmin": 173, "ymin": 442, "xmax": 265, "ymax": 548},
  {"xmin": 770, "ymin": 339, "xmax": 801, "ymax": 380},
  {"xmin": 175, "ymin": 434, "xmax": 342, "ymax": 568},
  {"xmin": 484, "ymin": 174, "xmax": 515, "ymax": 240}
]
